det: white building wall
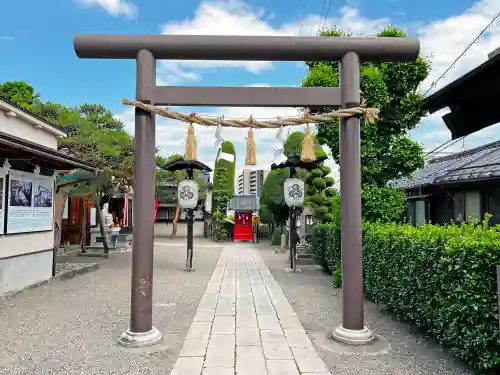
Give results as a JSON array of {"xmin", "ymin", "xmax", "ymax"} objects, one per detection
[
  {"xmin": 0, "ymin": 199, "xmax": 55, "ymax": 296},
  {"xmin": 0, "ymin": 108, "xmax": 62, "ymax": 150},
  {"xmin": 0, "ymin": 248, "xmax": 53, "ymax": 296},
  {"xmin": 0, "ymin": 100, "xmax": 65, "ymax": 297}
]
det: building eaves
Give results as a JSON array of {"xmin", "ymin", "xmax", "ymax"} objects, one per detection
[{"xmin": 0, "ymin": 97, "xmax": 67, "ymax": 137}]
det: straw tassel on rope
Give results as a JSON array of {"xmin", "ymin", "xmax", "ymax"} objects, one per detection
[
  {"xmin": 185, "ymin": 121, "xmax": 197, "ymax": 161},
  {"xmin": 245, "ymin": 122, "xmax": 257, "ymax": 166},
  {"xmin": 300, "ymin": 124, "xmax": 316, "ymax": 163}
]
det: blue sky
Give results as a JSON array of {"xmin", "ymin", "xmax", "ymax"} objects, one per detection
[{"xmin": 1, "ymin": 0, "xmax": 500, "ymax": 180}]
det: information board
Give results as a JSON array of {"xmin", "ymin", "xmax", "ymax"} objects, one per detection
[{"xmin": 7, "ymin": 170, "xmax": 55, "ymax": 234}]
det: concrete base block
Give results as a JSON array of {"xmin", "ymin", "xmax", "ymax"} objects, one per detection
[
  {"xmin": 118, "ymin": 327, "xmax": 163, "ymax": 348},
  {"xmin": 332, "ymin": 325, "xmax": 375, "ymax": 346}
]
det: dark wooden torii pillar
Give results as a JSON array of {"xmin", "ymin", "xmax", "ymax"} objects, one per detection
[{"xmin": 73, "ymin": 34, "xmax": 420, "ymax": 347}]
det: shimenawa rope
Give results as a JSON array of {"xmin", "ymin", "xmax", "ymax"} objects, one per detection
[
  {"xmin": 123, "ymin": 98, "xmax": 378, "ymax": 164},
  {"xmin": 122, "ymin": 98, "xmax": 379, "ymax": 128}
]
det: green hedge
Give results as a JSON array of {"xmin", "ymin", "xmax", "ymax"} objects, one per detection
[
  {"xmin": 270, "ymin": 228, "xmax": 282, "ymax": 246},
  {"xmin": 312, "ymin": 222, "xmax": 340, "ymax": 273},
  {"xmin": 312, "ymin": 219, "xmax": 500, "ymax": 373}
]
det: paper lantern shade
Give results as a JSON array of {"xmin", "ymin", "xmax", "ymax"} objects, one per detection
[
  {"xmin": 178, "ymin": 180, "xmax": 199, "ymax": 209},
  {"xmin": 284, "ymin": 178, "xmax": 305, "ymax": 207}
]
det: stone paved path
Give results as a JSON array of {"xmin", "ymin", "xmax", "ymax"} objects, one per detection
[{"xmin": 170, "ymin": 245, "xmax": 331, "ymax": 375}]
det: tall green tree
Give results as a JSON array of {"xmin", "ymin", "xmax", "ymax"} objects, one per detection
[
  {"xmin": 0, "ymin": 81, "xmax": 40, "ymax": 110},
  {"xmin": 155, "ymin": 154, "xmax": 182, "ymax": 204},
  {"xmin": 1, "ymin": 81, "xmax": 135, "ymax": 189},
  {"xmin": 155, "ymin": 154, "xmax": 207, "ymax": 204},
  {"xmin": 78, "ymin": 103, "xmax": 124, "ymax": 131},
  {"xmin": 302, "ymin": 26, "xmax": 429, "ymax": 221}
]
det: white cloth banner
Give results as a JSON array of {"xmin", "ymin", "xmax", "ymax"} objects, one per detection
[{"xmin": 219, "ymin": 152, "xmax": 235, "ymax": 163}]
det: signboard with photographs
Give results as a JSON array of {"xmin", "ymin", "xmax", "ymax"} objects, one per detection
[{"xmin": 7, "ymin": 170, "xmax": 55, "ymax": 234}]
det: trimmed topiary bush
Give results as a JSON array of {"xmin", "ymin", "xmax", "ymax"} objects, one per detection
[
  {"xmin": 260, "ymin": 167, "xmax": 290, "ymax": 226},
  {"xmin": 212, "ymin": 211, "xmax": 228, "ymax": 241},
  {"xmin": 212, "ymin": 141, "xmax": 236, "ymax": 211},
  {"xmin": 312, "ymin": 177, "xmax": 326, "ymax": 189}
]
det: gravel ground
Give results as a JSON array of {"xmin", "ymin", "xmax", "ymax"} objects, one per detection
[
  {"xmin": 254, "ymin": 245, "xmax": 474, "ymax": 375},
  {"xmin": 55, "ymin": 262, "xmax": 94, "ymax": 274},
  {"xmin": 0, "ymin": 241, "xmax": 221, "ymax": 375}
]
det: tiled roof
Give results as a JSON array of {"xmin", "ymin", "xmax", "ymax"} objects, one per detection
[{"xmin": 394, "ymin": 140, "xmax": 500, "ymax": 189}]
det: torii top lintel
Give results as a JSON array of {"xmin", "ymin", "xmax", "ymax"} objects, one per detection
[{"xmin": 73, "ymin": 34, "xmax": 420, "ymax": 62}]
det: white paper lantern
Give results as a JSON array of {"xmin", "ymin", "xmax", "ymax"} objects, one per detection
[
  {"xmin": 283, "ymin": 178, "xmax": 305, "ymax": 207},
  {"xmin": 178, "ymin": 180, "xmax": 199, "ymax": 209}
]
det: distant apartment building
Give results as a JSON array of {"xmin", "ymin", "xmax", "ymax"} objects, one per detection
[{"xmin": 237, "ymin": 169, "xmax": 269, "ymax": 197}]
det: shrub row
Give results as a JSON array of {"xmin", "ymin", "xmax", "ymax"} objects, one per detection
[{"xmin": 312, "ymin": 218, "xmax": 500, "ymax": 373}]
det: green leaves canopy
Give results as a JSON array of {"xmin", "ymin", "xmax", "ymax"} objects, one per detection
[
  {"xmin": 302, "ymin": 26, "xmax": 429, "ymax": 221},
  {"xmin": 155, "ymin": 154, "xmax": 207, "ymax": 204},
  {"xmin": 0, "ymin": 80, "xmax": 134, "ymax": 193}
]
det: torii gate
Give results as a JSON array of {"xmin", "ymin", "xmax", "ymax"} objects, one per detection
[{"xmin": 73, "ymin": 34, "xmax": 419, "ymax": 347}]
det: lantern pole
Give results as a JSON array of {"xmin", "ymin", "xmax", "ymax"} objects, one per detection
[
  {"xmin": 186, "ymin": 168, "xmax": 194, "ymax": 271},
  {"xmin": 289, "ymin": 166, "xmax": 297, "ymax": 271}
]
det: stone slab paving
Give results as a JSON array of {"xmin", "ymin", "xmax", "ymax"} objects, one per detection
[
  {"xmin": 170, "ymin": 245, "xmax": 330, "ymax": 375},
  {"xmin": 255, "ymin": 244, "xmax": 473, "ymax": 375}
]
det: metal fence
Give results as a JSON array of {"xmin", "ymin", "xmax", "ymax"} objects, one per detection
[
  {"xmin": 256, "ymin": 223, "xmax": 273, "ymax": 241},
  {"xmin": 204, "ymin": 221, "xmax": 234, "ymax": 241},
  {"xmin": 203, "ymin": 220, "xmax": 274, "ymax": 243}
]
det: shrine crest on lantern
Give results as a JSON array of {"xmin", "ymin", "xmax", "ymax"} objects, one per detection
[
  {"xmin": 283, "ymin": 178, "xmax": 305, "ymax": 207},
  {"xmin": 178, "ymin": 180, "xmax": 199, "ymax": 209}
]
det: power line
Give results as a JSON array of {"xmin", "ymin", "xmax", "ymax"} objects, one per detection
[
  {"xmin": 297, "ymin": 0, "xmax": 308, "ymax": 37},
  {"xmin": 422, "ymin": 10, "xmax": 500, "ymax": 159},
  {"xmin": 314, "ymin": 0, "xmax": 327, "ymax": 35},
  {"xmin": 424, "ymin": 11, "xmax": 500, "ymax": 96},
  {"xmin": 317, "ymin": 0, "xmax": 333, "ymax": 35},
  {"xmin": 424, "ymin": 137, "xmax": 464, "ymax": 158}
]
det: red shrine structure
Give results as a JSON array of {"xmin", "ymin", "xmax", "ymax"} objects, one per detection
[{"xmin": 229, "ymin": 195, "xmax": 258, "ymax": 242}]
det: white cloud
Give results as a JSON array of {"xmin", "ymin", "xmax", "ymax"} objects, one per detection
[
  {"xmin": 118, "ymin": 0, "xmax": 500, "ymax": 177},
  {"xmin": 419, "ymin": 0, "xmax": 499, "ymax": 93},
  {"xmin": 412, "ymin": 0, "xmax": 500, "ymax": 155},
  {"xmin": 75, "ymin": 0, "xmax": 137, "ymax": 18},
  {"xmin": 117, "ymin": 100, "xmax": 342, "ymax": 188},
  {"xmin": 117, "ymin": 99, "xmax": 303, "ymax": 175},
  {"xmin": 157, "ymin": 0, "xmax": 388, "ymax": 84}
]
